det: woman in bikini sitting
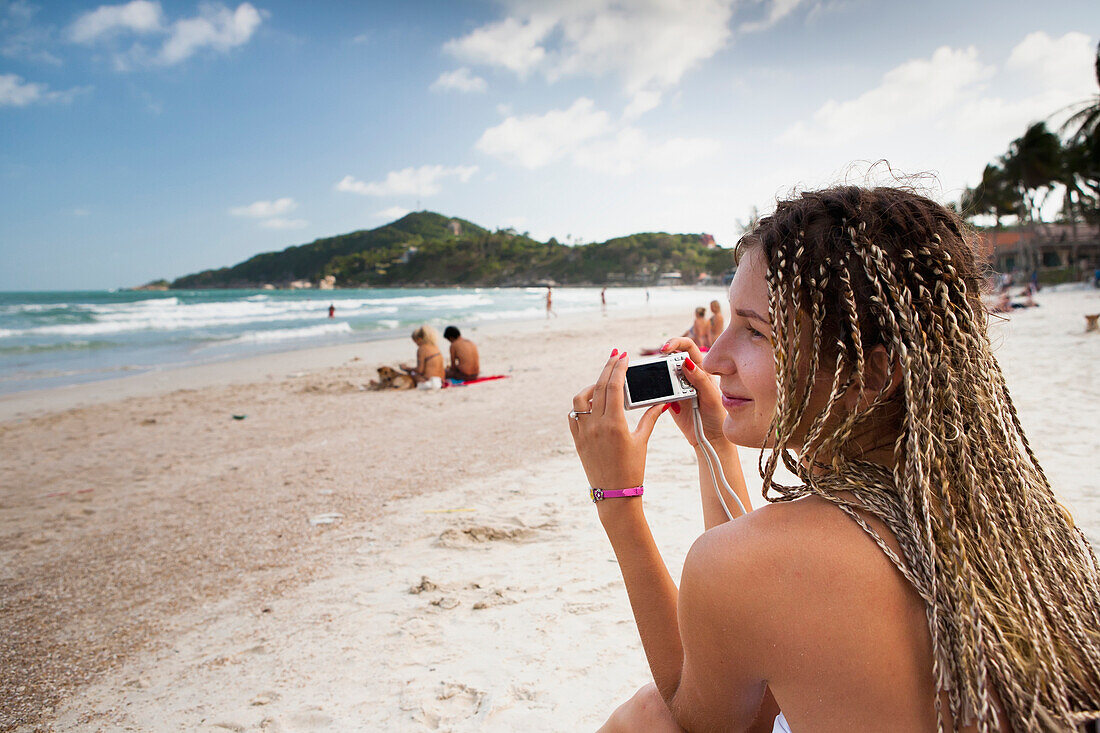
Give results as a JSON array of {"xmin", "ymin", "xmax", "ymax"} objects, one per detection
[
  {"xmin": 570, "ymin": 186, "xmax": 1100, "ymax": 731},
  {"xmin": 400, "ymin": 325, "xmax": 445, "ymax": 390}
]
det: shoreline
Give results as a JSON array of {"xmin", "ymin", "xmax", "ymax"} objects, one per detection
[
  {"xmin": 0, "ymin": 296, "xmax": 726, "ymax": 424},
  {"xmin": 0, "ymin": 288, "xmax": 729, "ymax": 423}
]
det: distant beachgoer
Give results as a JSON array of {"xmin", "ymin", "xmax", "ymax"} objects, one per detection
[
  {"xmin": 1094, "ymin": 267, "xmax": 1100, "ymax": 288},
  {"xmin": 601, "ymin": 288, "xmax": 607, "ymax": 305},
  {"xmin": 443, "ymin": 326, "xmax": 480, "ymax": 381},
  {"xmin": 708, "ymin": 300, "xmax": 724, "ymax": 348},
  {"xmin": 645, "ymin": 289, "xmax": 651, "ymax": 303},
  {"xmin": 399, "ymin": 325, "xmax": 444, "ymax": 390},
  {"xmin": 991, "ymin": 292, "xmax": 1012, "ymax": 313},
  {"xmin": 683, "ymin": 306, "xmax": 709, "ymax": 348},
  {"xmin": 546, "ymin": 286, "xmax": 556, "ymax": 318},
  {"xmin": 569, "ymin": 186, "xmax": 1100, "ymax": 731},
  {"xmin": 328, "ymin": 304, "xmax": 335, "ymax": 319}
]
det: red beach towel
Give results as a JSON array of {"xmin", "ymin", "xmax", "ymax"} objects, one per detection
[{"xmin": 444, "ymin": 375, "xmax": 509, "ymax": 388}]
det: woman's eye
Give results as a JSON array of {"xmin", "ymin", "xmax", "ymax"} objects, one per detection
[{"xmin": 746, "ymin": 326, "xmax": 765, "ymax": 339}]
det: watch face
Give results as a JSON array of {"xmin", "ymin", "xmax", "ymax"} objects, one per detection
[{"xmin": 626, "ymin": 361, "xmax": 674, "ymax": 402}]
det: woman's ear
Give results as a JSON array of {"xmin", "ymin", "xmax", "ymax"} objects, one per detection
[{"xmin": 857, "ymin": 344, "xmax": 903, "ymax": 410}]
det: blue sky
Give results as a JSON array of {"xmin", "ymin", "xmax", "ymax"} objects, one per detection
[{"xmin": 1, "ymin": 0, "xmax": 1097, "ymax": 290}]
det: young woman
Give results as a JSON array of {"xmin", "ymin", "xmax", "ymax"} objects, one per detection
[
  {"xmin": 569, "ymin": 187, "xmax": 1100, "ymax": 732},
  {"xmin": 400, "ymin": 325, "xmax": 445, "ymax": 390}
]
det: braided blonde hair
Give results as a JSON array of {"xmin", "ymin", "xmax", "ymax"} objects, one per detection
[{"xmin": 741, "ymin": 186, "xmax": 1100, "ymax": 732}]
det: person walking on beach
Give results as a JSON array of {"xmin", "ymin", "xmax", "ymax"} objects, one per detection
[
  {"xmin": 399, "ymin": 325, "xmax": 444, "ymax": 390},
  {"xmin": 545, "ymin": 286, "xmax": 556, "ymax": 318},
  {"xmin": 443, "ymin": 326, "xmax": 479, "ymax": 382},
  {"xmin": 569, "ymin": 186, "xmax": 1100, "ymax": 732}
]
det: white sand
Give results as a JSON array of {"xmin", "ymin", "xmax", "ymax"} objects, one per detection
[{"xmin": 5, "ymin": 286, "xmax": 1099, "ymax": 732}]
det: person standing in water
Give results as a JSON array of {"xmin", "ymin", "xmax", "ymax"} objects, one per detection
[
  {"xmin": 328, "ymin": 303, "xmax": 335, "ymax": 319},
  {"xmin": 546, "ymin": 286, "xmax": 556, "ymax": 318}
]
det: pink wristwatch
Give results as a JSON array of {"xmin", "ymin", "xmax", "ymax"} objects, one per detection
[{"xmin": 590, "ymin": 486, "xmax": 644, "ymax": 503}]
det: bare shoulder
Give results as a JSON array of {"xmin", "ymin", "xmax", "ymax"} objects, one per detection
[{"xmin": 681, "ymin": 496, "xmax": 929, "ymax": 681}]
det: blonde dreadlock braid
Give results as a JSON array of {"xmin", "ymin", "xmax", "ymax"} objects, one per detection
[{"xmin": 739, "ymin": 186, "xmax": 1100, "ymax": 732}]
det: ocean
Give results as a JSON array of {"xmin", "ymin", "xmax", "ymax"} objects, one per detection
[{"xmin": 0, "ymin": 287, "xmax": 722, "ymax": 394}]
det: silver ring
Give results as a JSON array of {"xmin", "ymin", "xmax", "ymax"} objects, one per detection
[{"xmin": 569, "ymin": 410, "xmax": 592, "ymax": 421}]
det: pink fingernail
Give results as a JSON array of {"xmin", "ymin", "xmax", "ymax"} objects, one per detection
[
  {"xmin": 618, "ymin": 351, "xmax": 627, "ymax": 359},
  {"xmin": 610, "ymin": 348, "xmax": 618, "ymax": 358},
  {"xmin": 670, "ymin": 402, "xmax": 681, "ymax": 414},
  {"xmin": 659, "ymin": 341, "xmax": 670, "ymax": 352},
  {"xmin": 684, "ymin": 357, "xmax": 695, "ymax": 371}
]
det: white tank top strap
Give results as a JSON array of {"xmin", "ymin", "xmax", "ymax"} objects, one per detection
[{"xmin": 773, "ymin": 711, "xmax": 792, "ymax": 733}]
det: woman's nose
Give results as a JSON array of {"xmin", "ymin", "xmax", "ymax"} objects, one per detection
[{"xmin": 702, "ymin": 327, "xmax": 733, "ymax": 374}]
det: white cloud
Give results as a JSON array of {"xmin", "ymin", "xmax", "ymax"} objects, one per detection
[
  {"xmin": 476, "ymin": 97, "xmax": 718, "ymax": 175},
  {"xmin": 476, "ymin": 98, "xmax": 612, "ymax": 168},
  {"xmin": 443, "ymin": 15, "xmax": 552, "ymax": 76},
  {"xmin": 430, "ymin": 67, "xmax": 487, "ymax": 93},
  {"xmin": 259, "ymin": 217, "xmax": 307, "ymax": 229},
  {"xmin": 229, "ymin": 197, "xmax": 297, "ymax": 218},
  {"xmin": 68, "ymin": 1, "xmax": 262, "ymax": 67},
  {"xmin": 69, "ymin": 0, "xmax": 163, "ymax": 43},
  {"xmin": 0, "ymin": 72, "xmax": 86, "ymax": 106},
  {"xmin": 374, "ymin": 206, "xmax": 411, "ymax": 220},
  {"xmin": 780, "ymin": 33, "xmax": 1098, "ymax": 152},
  {"xmin": 443, "ymin": 1, "xmax": 736, "ymax": 113},
  {"xmin": 780, "ymin": 46, "xmax": 995, "ymax": 146},
  {"xmin": 738, "ymin": 0, "xmax": 805, "ymax": 34},
  {"xmin": 576, "ymin": 127, "xmax": 719, "ymax": 176},
  {"xmin": 335, "ymin": 165, "xmax": 478, "ymax": 197},
  {"xmin": 159, "ymin": 2, "xmax": 261, "ymax": 65},
  {"xmin": 0, "ymin": 71, "xmax": 44, "ymax": 105},
  {"xmin": 1005, "ymin": 31, "xmax": 1096, "ymax": 100}
]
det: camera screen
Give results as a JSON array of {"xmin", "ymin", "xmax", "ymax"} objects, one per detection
[{"xmin": 626, "ymin": 362, "xmax": 674, "ymax": 401}]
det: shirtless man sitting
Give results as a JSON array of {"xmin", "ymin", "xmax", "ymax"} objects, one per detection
[{"xmin": 443, "ymin": 326, "xmax": 480, "ymax": 381}]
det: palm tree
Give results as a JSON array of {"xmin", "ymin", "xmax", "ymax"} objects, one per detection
[
  {"xmin": 1001, "ymin": 122, "xmax": 1062, "ymax": 224},
  {"xmin": 1061, "ymin": 41, "xmax": 1100, "ymax": 144},
  {"xmin": 961, "ymin": 163, "xmax": 1022, "ymax": 228}
]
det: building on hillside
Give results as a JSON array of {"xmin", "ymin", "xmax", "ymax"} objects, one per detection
[
  {"xmin": 700, "ymin": 233, "xmax": 718, "ymax": 249},
  {"xmin": 318, "ymin": 275, "xmax": 336, "ymax": 290},
  {"xmin": 977, "ymin": 224, "xmax": 1100, "ymax": 279},
  {"xmin": 448, "ymin": 219, "xmax": 462, "ymax": 236},
  {"xmin": 658, "ymin": 271, "xmax": 683, "ymax": 285},
  {"xmin": 288, "ymin": 279, "xmax": 313, "ymax": 289}
]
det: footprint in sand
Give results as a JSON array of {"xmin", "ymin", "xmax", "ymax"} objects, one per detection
[
  {"xmin": 436, "ymin": 525, "xmax": 536, "ymax": 549},
  {"xmin": 405, "ymin": 681, "xmax": 487, "ymax": 729}
]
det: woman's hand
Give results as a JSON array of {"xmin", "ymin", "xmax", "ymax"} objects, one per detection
[
  {"xmin": 568, "ymin": 350, "xmax": 666, "ymax": 494},
  {"xmin": 658, "ymin": 338, "xmax": 729, "ymax": 449}
]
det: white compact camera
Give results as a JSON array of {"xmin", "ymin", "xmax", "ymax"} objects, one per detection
[{"xmin": 623, "ymin": 353, "xmax": 696, "ymax": 409}]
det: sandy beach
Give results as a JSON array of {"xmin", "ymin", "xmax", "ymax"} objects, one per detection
[{"xmin": 2, "ymin": 288, "xmax": 1098, "ymax": 732}]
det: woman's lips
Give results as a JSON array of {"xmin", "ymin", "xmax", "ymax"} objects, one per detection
[{"xmin": 721, "ymin": 393, "xmax": 751, "ymax": 409}]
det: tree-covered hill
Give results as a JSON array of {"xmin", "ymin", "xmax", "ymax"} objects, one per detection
[{"xmin": 170, "ymin": 211, "xmax": 735, "ymax": 288}]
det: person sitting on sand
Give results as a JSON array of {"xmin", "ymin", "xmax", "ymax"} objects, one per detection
[
  {"xmin": 683, "ymin": 307, "xmax": 710, "ymax": 349},
  {"xmin": 569, "ymin": 186, "xmax": 1100, "ymax": 732},
  {"xmin": 443, "ymin": 326, "xmax": 479, "ymax": 381},
  {"xmin": 399, "ymin": 325, "xmax": 445, "ymax": 390},
  {"xmin": 707, "ymin": 299, "xmax": 724, "ymax": 349},
  {"xmin": 991, "ymin": 292, "xmax": 1013, "ymax": 313}
]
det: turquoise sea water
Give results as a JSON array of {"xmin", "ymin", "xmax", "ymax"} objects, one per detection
[{"xmin": 0, "ymin": 287, "xmax": 717, "ymax": 394}]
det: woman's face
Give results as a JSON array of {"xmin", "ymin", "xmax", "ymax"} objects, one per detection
[{"xmin": 702, "ymin": 247, "xmax": 779, "ymax": 448}]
